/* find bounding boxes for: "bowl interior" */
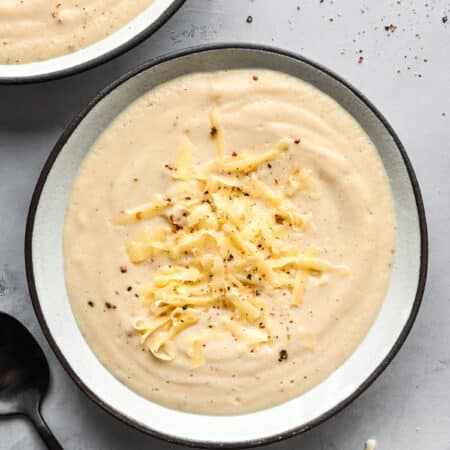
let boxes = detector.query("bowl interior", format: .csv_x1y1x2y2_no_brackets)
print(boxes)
27,47,426,447
0,0,179,83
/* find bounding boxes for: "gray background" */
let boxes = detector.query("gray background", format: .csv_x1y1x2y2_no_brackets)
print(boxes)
0,0,449,448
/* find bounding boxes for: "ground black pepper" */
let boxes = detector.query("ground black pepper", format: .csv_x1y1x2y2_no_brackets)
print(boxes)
384,24,397,32
278,349,288,362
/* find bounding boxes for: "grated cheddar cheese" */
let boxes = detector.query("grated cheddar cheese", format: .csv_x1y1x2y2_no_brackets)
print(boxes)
115,112,349,365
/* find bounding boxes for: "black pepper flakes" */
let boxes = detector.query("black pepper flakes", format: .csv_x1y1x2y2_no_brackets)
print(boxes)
442,16,448,24
384,23,397,32
210,126,218,137
88,301,94,307
246,15,253,23
278,349,288,362
105,302,117,310
120,266,127,273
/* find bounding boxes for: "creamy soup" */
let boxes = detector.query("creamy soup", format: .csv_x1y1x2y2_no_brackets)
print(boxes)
64,69,396,414
0,0,154,64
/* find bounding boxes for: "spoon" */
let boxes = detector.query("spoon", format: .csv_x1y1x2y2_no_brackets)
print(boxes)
0,312,62,449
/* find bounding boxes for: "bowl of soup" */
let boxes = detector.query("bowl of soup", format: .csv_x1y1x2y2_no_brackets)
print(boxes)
0,0,184,83
25,45,427,447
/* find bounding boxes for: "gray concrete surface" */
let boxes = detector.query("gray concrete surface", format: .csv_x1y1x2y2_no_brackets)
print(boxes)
1,0,449,448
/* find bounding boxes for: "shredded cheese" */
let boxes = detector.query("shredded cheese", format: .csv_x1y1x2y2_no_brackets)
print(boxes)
117,111,349,365
173,135,193,180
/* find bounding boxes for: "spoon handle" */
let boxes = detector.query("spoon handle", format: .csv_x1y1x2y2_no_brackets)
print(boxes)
28,405,63,450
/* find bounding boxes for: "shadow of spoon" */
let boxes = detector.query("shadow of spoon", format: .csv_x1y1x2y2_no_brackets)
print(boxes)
0,312,62,449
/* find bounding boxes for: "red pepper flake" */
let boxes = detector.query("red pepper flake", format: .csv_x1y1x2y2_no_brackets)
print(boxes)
88,301,94,307
232,151,238,157
252,75,259,81
210,126,218,137
135,211,143,220
275,214,284,224
164,164,174,170
120,266,127,273
358,56,364,64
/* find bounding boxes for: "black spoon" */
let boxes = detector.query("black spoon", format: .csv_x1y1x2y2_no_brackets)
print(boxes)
0,312,62,449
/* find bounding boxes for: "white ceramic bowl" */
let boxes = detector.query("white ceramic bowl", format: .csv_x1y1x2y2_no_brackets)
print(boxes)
0,0,184,84
25,45,428,448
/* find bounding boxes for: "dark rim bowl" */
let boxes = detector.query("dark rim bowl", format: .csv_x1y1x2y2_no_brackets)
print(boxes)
25,44,428,448
0,0,185,84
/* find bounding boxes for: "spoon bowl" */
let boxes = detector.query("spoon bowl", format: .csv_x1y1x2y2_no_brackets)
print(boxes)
0,312,62,449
